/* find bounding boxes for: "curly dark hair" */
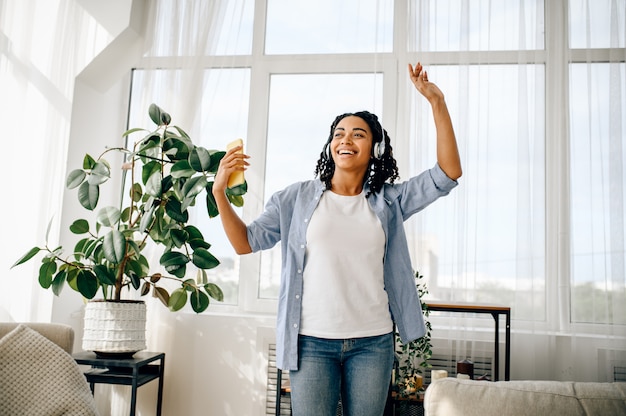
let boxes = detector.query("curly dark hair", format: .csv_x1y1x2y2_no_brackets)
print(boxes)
314,111,399,196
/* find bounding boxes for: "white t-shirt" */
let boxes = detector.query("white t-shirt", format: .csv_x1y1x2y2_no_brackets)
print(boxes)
299,190,393,338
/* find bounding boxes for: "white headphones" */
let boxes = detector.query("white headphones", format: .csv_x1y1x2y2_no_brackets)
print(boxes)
373,139,385,159
325,139,385,159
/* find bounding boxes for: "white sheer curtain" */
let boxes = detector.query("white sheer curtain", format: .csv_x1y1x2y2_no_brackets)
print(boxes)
0,0,112,322
405,0,625,381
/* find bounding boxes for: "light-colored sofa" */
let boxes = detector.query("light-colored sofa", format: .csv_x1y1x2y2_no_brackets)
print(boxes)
0,322,75,353
424,377,626,416
0,322,98,416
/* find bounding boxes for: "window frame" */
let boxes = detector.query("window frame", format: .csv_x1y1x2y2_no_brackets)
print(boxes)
129,0,626,337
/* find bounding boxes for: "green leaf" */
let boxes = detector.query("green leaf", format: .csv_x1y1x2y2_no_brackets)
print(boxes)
64,266,80,291
12,247,41,268
161,175,173,194
142,161,161,186
51,270,67,296
139,203,156,233
171,160,195,179
205,189,219,218
168,288,187,311
189,147,212,172
163,137,190,161
192,248,220,270
73,238,91,259
170,228,189,248
130,183,143,203
160,251,189,269
165,199,189,223
80,238,101,260
77,181,99,211
103,229,126,263
172,125,191,141
145,170,162,197
129,272,141,290
226,181,247,196
97,206,121,227
204,283,224,302
87,161,111,185
182,278,197,291
185,225,211,250
122,127,148,137
209,151,226,172
125,259,145,289
82,154,97,170
182,175,208,199
69,219,90,234
77,269,99,299
93,264,117,286
227,194,244,208
138,134,160,151
168,264,186,278
149,103,169,126
38,261,57,289
66,169,86,189
190,290,210,313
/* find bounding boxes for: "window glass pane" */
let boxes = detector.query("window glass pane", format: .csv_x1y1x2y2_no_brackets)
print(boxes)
409,0,544,51
569,0,626,49
259,73,383,298
409,64,546,321
146,0,253,57
265,0,393,54
570,63,626,324
128,68,251,306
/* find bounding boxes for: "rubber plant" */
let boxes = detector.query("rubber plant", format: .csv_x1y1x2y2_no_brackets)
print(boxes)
12,103,246,313
394,269,433,397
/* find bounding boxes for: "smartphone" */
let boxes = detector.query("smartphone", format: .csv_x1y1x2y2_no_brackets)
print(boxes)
226,138,245,188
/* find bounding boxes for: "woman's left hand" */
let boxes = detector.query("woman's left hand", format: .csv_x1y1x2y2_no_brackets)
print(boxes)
408,62,444,104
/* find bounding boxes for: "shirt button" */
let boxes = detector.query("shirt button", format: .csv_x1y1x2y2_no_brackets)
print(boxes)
295,295,300,299
304,218,308,223
293,324,298,329
300,244,305,249
297,269,302,273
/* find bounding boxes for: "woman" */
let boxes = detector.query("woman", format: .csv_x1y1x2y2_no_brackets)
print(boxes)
212,62,462,416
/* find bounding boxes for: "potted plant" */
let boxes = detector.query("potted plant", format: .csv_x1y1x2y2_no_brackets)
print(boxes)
394,270,433,399
12,103,246,355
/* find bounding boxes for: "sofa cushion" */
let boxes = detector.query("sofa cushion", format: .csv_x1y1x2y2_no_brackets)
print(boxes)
0,324,98,416
424,378,626,416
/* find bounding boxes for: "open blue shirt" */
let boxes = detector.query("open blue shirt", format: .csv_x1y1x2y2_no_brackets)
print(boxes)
246,163,458,370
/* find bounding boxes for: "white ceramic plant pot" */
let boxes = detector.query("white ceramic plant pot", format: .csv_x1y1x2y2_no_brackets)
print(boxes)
82,300,147,358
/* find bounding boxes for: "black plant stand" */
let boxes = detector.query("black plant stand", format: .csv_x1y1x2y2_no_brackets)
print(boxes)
73,351,165,416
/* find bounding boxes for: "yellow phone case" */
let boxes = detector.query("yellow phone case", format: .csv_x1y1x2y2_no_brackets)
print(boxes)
226,138,244,188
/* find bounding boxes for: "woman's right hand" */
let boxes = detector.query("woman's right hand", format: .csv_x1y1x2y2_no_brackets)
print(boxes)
213,144,249,195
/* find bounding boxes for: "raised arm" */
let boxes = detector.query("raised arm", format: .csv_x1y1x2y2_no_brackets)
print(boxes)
408,62,462,180
212,145,253,254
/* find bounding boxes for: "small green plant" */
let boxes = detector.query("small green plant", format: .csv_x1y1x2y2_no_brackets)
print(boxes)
12,103,246,313
395,270,432,397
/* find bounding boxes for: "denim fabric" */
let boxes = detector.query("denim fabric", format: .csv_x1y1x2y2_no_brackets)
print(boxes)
289,333,395,416
247,163,458,370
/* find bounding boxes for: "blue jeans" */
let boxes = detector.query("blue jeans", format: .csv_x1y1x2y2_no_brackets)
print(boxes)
289,333,394,416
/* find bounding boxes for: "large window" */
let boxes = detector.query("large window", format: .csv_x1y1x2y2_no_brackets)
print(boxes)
130,0,626,333
568,0,626,325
